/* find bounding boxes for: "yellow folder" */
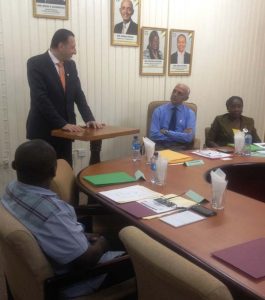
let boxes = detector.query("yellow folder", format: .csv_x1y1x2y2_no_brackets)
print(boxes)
158,149,193,164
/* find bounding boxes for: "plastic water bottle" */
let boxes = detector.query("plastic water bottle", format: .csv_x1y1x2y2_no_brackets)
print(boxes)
244,133,252,156
131,136,141,162
150,151,159,183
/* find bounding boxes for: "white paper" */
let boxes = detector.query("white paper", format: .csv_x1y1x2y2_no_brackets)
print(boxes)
192,150,232,159
99,185,162,203
160,211,205,228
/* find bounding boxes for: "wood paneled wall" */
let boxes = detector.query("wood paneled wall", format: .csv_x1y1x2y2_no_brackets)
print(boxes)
1,0,265,192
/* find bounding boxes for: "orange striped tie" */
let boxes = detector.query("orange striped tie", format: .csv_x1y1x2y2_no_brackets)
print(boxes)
56,62,65,91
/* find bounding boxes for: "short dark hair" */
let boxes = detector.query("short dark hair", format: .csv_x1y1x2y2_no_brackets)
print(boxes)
226,96,243,109
177,34,186,42
50,29,74,49
12,139,57,185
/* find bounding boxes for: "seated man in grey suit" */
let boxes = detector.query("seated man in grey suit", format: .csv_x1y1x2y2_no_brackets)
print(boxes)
114,0,138,35
170,34,190,64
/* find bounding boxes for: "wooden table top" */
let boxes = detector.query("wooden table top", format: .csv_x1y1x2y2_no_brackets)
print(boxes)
51,125,140,141
77,152,265,299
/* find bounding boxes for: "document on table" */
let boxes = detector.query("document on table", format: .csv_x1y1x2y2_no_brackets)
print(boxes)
139,198,177,213
168,196,197,208
192,150,232,159
99,185,162,204
160,211,205,228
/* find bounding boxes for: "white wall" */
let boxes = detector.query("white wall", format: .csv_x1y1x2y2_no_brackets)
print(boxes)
1,0,265,193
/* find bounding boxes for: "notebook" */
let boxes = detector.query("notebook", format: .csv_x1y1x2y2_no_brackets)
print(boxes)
158,149,193,164
212,238,265,279
83,172,136,186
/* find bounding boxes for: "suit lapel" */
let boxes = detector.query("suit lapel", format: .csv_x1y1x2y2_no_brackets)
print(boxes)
43,51,65,94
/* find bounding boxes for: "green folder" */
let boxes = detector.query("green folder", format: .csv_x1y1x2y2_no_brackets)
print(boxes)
83,172,137,186
227,144,264,152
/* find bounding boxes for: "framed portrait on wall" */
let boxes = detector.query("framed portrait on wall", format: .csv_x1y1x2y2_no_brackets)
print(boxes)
32,0,69,19
140,27,168,76
111,0,141,46
168,29,194,76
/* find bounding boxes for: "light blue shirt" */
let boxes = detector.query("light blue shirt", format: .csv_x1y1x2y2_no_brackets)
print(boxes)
1,180,124,298
2,180,89,265
150,102,196,143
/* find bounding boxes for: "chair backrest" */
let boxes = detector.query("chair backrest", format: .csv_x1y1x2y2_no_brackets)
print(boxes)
119,226,233,300
205,126,211,147
0,203,54,300
50,159,78,206
146,100,197,138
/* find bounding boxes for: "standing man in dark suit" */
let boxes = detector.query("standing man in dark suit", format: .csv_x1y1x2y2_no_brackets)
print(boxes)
170,34,190,64
114,0,138,35
27,29,104,166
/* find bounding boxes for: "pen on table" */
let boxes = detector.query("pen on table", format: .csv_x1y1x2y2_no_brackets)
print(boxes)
158,193,185,201
142,208,187,220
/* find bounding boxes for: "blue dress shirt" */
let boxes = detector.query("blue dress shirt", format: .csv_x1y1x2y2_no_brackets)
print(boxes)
150,103,196,143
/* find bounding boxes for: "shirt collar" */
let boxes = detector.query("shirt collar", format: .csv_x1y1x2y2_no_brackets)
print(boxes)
168,103,183,110
15,180,56,196
123,21,131,29
48,49,60,65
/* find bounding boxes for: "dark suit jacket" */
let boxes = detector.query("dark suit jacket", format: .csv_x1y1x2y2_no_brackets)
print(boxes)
114,20,138,35
26,51,94,140
206,114,261,147
170,51,190,64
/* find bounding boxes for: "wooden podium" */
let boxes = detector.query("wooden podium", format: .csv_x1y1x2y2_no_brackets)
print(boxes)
51,125,140,164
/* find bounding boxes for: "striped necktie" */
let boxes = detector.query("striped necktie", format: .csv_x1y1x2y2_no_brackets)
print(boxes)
56,62,65,91
168,106,177,131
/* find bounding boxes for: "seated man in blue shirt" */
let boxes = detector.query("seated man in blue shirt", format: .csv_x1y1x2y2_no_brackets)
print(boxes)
150,83,196,151
1,139,131,298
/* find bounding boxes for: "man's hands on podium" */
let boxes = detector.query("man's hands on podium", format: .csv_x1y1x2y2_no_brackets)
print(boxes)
86,121,106,129
62,121,106,132
62,123,84,132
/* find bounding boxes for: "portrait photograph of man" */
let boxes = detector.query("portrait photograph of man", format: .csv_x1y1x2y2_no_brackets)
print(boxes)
168,29,194,76
111,0,140,46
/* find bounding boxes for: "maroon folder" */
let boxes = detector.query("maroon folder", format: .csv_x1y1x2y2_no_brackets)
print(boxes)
118,201,156,218
212,238,265,279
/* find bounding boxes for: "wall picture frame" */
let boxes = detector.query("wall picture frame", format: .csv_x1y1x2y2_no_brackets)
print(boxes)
168,29,194,76
33,0,69,20
111,0,141,47
140,27,168,76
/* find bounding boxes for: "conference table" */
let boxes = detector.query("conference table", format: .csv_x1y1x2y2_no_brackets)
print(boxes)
52,125,139,163
77,151,265,300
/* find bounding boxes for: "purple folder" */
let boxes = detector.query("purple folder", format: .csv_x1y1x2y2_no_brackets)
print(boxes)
212,238,265,279
118,202,156,218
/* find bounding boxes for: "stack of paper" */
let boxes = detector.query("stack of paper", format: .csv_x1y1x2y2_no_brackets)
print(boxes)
192,150,232,159
160,211,206,228
99,185,162,203
158,149,193,164
169,196,197,208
